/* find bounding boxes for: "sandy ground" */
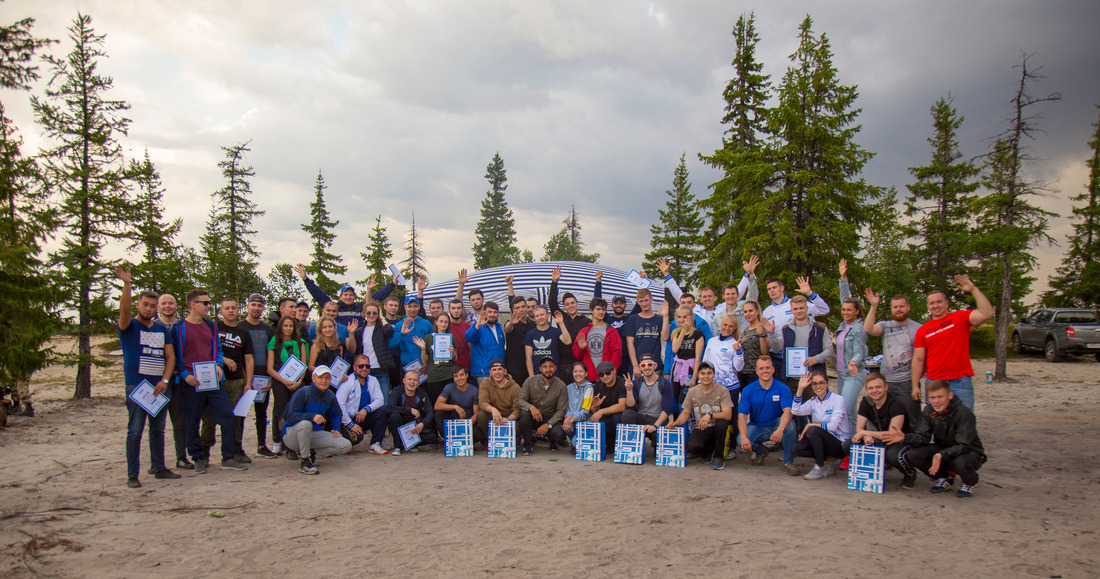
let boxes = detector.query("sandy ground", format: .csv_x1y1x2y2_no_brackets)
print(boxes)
2,337,1099,578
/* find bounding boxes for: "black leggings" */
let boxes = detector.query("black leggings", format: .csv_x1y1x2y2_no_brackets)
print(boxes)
791,425,845,467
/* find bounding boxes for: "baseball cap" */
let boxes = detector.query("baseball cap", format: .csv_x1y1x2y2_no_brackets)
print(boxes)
404,295,420,304
612,295,627,304
538,356,556,367
489,359,506,369
247,293,265,305
596,361,615,373
297,300,309,307
639,353,658,364
339,284,356,295
312,365,332,377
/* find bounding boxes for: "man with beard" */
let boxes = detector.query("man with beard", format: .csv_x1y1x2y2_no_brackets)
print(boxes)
863,289,924,425
503,289,534,384
516,357,569,455
465,302,506,385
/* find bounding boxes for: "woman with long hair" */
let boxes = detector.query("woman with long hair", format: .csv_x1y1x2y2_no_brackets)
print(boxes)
266,315,309,458
309,316,346,375
662,302,703,404
737,300,775,388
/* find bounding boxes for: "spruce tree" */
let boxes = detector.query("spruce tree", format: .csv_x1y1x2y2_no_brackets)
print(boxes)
359,214,393,285
0,13,56,91
698,12,772,289
201,140,265,302
645,154,704,287
265,262,304,304
402,211,427,281
1045,105,1100,310
32,14,142,398
472,152,520,269
300,170,345,296
904,97,980,303
127,149,188,299
542,205,599,262
972,55,1060,378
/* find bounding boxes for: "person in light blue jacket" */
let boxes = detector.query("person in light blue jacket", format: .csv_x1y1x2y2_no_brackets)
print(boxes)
837,260,869,436
464,301,506,383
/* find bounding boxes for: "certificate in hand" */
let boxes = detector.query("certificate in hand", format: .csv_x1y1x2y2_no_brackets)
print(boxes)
785,347,808,377
403,360,427,384
193,361,220,391
329,357,350,385
129,380,169,417
625,268,649,289
278,355,307,384
233,389,258,417
433,333,452,361
251,375,270,403
397,420,421,450
387,263,406,285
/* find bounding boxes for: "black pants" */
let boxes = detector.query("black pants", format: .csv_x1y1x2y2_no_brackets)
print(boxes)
253,394,269,447
518,410,566,446
791,425,846,467
167,381,187,462
388,414,432,450
271,381,292,445
685,419,730,460
435,409,485,444
344,406,388,445
904,445,984,485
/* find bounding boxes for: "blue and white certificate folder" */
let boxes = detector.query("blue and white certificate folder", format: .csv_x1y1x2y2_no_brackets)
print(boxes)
655,426,686,467
128,380,169,417
575,421,605,462
848,444,885,493
444,419,474,457
614,423,647,464
487,420,516,458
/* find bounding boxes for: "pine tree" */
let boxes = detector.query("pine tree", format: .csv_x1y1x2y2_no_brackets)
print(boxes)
472,152,520,269
402,211,427,281
904,97,981,304
300,170,345,296
698,12,772,289
644,154,704,287
542,205,599,262
1045,105,1100,310
31,14,142,399
127,149,187,299
972,54,1060,378
201,140,265,302
0,13,56,91
359,215,393,285
265,262,304,305
862,188,921,315
755,15,880,305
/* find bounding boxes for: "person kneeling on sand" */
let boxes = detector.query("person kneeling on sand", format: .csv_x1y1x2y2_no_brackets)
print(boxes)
476,360,521,444
516,357,569,456
900,380,987,498
790,371,849,480
282,365,352,475
736,356,799,476
336,355,389,455
847,372,917,489
388,369,434,455
669,363,733,470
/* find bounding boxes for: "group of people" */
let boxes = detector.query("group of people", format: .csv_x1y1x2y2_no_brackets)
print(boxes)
117,256,990,498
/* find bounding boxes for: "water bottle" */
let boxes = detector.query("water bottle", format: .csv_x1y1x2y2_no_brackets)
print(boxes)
986,371,993,384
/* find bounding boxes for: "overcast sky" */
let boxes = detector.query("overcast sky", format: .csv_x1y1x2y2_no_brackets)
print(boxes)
5,0,1099,302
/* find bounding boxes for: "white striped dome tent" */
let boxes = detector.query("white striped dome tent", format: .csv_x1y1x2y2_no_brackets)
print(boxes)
416,261,666,315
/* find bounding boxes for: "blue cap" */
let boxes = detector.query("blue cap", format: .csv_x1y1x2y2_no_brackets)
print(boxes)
339,284,355,295
404,295,419,305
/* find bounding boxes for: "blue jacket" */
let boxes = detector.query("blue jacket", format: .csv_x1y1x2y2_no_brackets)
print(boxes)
465,321,505,377
172,318,223,382
388,316,434,367
304,277,395,327
282,383,343,435
837,278,869,370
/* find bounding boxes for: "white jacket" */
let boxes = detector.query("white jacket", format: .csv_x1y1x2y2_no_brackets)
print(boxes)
335,374,385,428
791,390,849,442
702,335,746,390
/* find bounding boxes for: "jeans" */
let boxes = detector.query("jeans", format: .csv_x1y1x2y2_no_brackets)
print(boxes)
284,420,351,457
372,369,391,405
518,410,566,446
739,418,797,463
791,425,846,467
125,384,168,477
946,376,974,411
837,373,864,436
181,384,236,461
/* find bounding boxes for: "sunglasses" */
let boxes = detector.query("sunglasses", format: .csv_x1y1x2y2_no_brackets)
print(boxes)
639,362,657,368
365,311,378,316
355,364,370,369
194,300,211,306
598,370,614,377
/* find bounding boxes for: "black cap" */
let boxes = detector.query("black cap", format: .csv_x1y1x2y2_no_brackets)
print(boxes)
538,356,556,367
247,293,265,305
612,295,627,303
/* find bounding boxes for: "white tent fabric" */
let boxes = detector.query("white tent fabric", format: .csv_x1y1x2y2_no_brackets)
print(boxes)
417,261,666,314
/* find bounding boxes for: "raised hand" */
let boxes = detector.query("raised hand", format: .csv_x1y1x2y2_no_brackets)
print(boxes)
659,300,669,318
838,258,848,280
955,274,976,293
294,263,308,280
864,287,880,307
504,275,514,287
762,317,775,333
412,335,425,348
796,275,813,296
657,257,670,277
116,265,131,283
418,273,428,290
458,268,469,285
348,319,359,333
552,310,565,326
363,274,378,292
594,269,603,283
743,255,760,275
551,266,562,282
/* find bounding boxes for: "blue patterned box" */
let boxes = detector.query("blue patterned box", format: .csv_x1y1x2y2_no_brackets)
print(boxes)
614,423,647,464
847,444,885,493
655,426,686,467
574,421,605,461
487,420,516,459
444,419,474,457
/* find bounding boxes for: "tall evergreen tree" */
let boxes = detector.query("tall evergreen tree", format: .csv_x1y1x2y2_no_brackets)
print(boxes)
201,140,265,302
1045,105,1100,310
472,152,520,269
645,154,704,288
0,11,56,91
402,211,427,281
265,262,304,304
972,54,1060,378
699,12,772,289
755,15,879,304
904,97,981,303
300,170,344,296
31,14,141,399
127,149,188,299
862,188,921,316
359,214,393,285
542,205,599,262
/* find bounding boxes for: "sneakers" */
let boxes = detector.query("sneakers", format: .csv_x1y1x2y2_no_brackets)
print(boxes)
285,449,299,461
176,458,195,470
194,459,208,474
220,457,248,471
711,457,725,470
521,444,533,456
256,446,277,458
548,440,559,452
19,402,34,417
299,458,319,475
930,477,955,494
407,446,419,453
824,458,842,476
271,442,284,454
804,465,827,480
751,445,770,466
154,469,181,480
724,448,737,461
956,483,975,498
368,443,388,455
391,447,402,456
233,451,252,464
127,476,141,488
783,462,801,476
900,473,917,490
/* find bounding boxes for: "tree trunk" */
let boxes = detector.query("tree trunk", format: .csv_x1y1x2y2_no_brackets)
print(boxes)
74,330,92,399
994,252,1012,379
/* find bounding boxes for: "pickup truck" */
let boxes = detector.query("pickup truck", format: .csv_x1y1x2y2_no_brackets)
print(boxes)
1013,308,1100,362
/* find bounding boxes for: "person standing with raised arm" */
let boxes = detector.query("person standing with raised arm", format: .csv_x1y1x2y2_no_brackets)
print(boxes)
454,268,485,325
836,259,869,436
548,265,592,381
711,255,762,334
863,286,923,425
504,276,534,383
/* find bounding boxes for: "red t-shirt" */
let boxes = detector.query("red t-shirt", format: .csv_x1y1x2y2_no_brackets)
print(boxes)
182,319,215,375
913,310,974,380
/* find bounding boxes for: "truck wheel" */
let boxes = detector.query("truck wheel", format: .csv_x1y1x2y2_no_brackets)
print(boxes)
1044,339,1061,362
1012,333,1025,354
